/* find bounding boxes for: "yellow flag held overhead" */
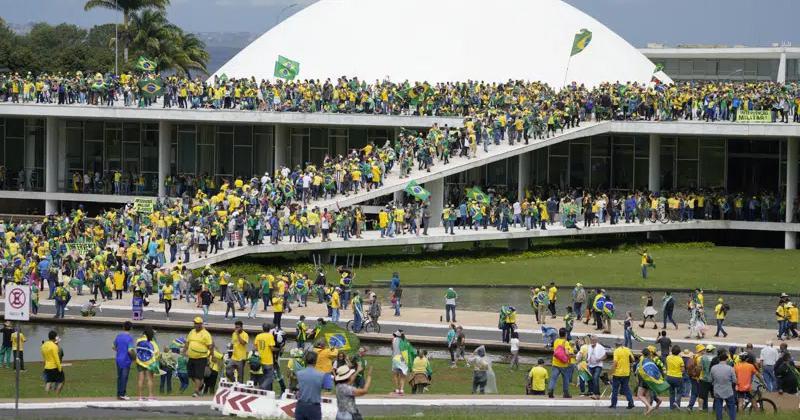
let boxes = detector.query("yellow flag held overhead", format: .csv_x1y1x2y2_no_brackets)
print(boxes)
570,28,592,56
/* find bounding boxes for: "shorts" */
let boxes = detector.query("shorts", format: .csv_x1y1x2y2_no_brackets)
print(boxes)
736,390,751,400
699,381,713,400
44,368,65,384
198,244,208,252
188,357,208,380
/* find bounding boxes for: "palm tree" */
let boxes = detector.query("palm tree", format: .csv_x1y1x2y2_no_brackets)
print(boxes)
127,9,208,76
84,0,170,62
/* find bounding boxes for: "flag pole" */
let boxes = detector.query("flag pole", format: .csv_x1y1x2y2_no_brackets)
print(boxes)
562,55,572,89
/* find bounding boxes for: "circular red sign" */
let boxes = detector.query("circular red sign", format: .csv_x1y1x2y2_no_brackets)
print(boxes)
9,288,26,309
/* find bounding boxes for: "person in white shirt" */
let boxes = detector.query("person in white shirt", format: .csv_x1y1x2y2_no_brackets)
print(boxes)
759,341,779,391
512,201,522,227
585,335,606,399
509,332,520,370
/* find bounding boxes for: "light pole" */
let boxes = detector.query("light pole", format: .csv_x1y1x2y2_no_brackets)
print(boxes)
114,0,119,75
275,3,298,26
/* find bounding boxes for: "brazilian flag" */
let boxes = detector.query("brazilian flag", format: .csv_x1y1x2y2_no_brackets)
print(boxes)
570,28,592,56
638,358,670,393
323,174,335,190
467,187,489,205
281,182,295,199
603,300,615,319
136,56,158,72
315,322,360,355
138,78,164,99
593,295,606,312
406,84,430,106
274,55,300,80
398,338,416,371
404,180,430,201
135,337,163,374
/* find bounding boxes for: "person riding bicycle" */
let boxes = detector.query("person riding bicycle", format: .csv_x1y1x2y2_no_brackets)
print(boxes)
352,291,365,332
735,352,764,411
368,293,381,324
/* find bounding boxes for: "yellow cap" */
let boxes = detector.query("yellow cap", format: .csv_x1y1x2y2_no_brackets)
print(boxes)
695,344,705,352
193,317,203,324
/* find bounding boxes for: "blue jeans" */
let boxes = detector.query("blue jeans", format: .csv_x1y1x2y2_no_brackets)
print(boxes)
573,302,583,320
762,365,776,391
641,265,648,279
116,365,130,397
445,304,456,322
353,311,362,331
394,300,401,316
547,365,573,396
610,376,634,408
667,376,683,408
331,308,340,322
589,366,602,395
714,395,737,420
177,372,189,391
160,367,174,393
260,365,275,391
687,379,700,409
623,328,633,349
715,319,727,336
777,320,787,338
55,300,66,318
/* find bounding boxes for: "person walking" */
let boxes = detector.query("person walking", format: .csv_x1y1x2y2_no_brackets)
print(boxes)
714,298,729,338
162,281,174,320
758,341,779,392
585,335,606,399
224,285,237,320
609,341,635,409
709,351,737,420
571,283,586,321
547,327,574,398
230,321,249,382
665,345,686,410
0,321,12,368
445,288,458,322
112,321,135,400
334,364,372,420
41,330,64,395
253,323,276,390
640,291,658,329
662,291,678,330
295,351,334,420
184,317,214,398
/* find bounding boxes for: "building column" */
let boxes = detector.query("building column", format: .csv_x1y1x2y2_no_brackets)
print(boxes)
426,178,444,227
393,190,404,206
518,152,531,202
45,117,59,214
648,134,661,193
274,125,288,170
786,137,798,249
778,52,787,84
158,121,171,198
291,129,304,167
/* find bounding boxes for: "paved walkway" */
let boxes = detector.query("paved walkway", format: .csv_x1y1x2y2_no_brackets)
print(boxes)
15,292,799,353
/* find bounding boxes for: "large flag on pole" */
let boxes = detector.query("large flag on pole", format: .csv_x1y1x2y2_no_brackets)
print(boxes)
570,29,592,56
136,56,158,72
274,55,300,80
314,322,360,355
404,180,430,201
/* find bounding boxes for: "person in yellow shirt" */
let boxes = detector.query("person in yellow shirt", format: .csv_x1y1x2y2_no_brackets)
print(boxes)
609,341,635,408
184,318,214,397
787,302,799,339
272,295,284,329
664,345,685,408
548,328,574,398
41,330,64,394
10,327,26,371
253,323,276,390
547,282,558,318
229,320,249,382
330,287,342,322
313,341,338,374
714,298,729,338
527,358,550,395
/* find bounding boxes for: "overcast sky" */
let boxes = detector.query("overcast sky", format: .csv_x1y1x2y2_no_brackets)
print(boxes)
1,0,797,47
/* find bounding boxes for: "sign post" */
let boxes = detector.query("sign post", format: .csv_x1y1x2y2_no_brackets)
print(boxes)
5,283,30,415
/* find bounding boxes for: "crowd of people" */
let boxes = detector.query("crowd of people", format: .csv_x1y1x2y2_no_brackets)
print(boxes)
3,72,800,124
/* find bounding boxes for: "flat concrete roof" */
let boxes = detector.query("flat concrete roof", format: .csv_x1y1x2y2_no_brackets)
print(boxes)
640,47,800,59
179,219,800,269
0,102,463,128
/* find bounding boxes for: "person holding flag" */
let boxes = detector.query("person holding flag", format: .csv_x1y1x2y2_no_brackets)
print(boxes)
636,347,667,415
135,326,161,401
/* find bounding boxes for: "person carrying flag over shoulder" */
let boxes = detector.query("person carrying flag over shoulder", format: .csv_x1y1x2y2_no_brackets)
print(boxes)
639,248,655,279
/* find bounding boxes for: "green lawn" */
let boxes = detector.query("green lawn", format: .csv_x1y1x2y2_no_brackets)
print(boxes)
216,243,800,293
0,356,538,399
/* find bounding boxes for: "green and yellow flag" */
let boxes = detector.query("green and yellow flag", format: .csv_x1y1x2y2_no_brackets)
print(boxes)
404,180,430,201
467,186,489,205
136,56,158,72
138,78,164,98
315,322,360,355
274,55,300,80
570,28,592,56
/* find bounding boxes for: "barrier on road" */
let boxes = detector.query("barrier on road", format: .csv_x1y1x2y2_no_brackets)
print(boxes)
216,381,337,419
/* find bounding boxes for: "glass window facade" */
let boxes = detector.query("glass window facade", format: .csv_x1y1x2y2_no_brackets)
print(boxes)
0,118,46,191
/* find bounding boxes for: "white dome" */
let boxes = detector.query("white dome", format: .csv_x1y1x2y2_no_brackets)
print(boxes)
212,0,669,88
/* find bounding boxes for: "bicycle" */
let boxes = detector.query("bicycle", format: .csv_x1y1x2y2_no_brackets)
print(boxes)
649,204,671,224
740,378,777,414
346,315,381,334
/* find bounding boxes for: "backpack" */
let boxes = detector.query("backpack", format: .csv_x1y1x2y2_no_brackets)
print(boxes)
646,255,654,264
368,302,381,319
554,343,569,364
